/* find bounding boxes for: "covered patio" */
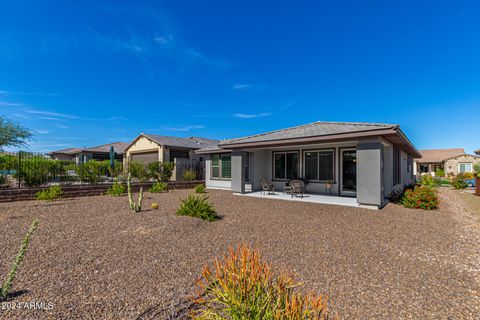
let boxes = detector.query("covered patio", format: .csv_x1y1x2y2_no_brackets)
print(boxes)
236,190,359,208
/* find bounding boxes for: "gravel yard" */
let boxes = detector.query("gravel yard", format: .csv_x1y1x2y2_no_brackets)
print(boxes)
0,188,479,319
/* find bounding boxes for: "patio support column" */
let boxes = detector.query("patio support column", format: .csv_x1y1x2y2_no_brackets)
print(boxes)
357,139,385,209
231,151,246,193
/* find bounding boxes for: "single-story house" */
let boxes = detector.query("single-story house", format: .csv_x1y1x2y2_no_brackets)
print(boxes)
196,121,421,209
49,142,128,164
124,134,218,180
415,148,480,176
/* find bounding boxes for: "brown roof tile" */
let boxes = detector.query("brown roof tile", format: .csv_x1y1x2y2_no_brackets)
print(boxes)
417,148,465,163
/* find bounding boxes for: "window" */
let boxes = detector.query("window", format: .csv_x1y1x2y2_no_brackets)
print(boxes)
304,150,334,181
459,163,472,173
244,153,250,181
211,154,231,179
273,151,299,180
393,147,401,185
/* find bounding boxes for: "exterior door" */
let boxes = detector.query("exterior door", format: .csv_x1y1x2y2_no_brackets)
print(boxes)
340,149,357,196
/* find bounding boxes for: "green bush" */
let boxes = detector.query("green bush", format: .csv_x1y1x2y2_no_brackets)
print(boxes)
435,168,445,177
182,169,196,181
106,180,125,196
195,184,206,194
0,154,17,170
192,243,335,320
474,164,480,177
451,175,468,189
73,160,110,184
400,186,438,210
1,220,39,299
420,174,440,187
439,178,451,185
177,195,218,221
128,161,148,182
160,162,175,182
36,185,63,201
150,181,168,193
0,175,6,186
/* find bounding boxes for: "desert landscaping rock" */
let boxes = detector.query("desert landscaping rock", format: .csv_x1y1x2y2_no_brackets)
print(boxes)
0,188,478,319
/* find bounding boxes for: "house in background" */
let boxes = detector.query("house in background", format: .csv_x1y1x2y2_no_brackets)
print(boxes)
49,142,128,164
196,121,420,210
414,148,480,176
124,134,218,180
475,149,480,155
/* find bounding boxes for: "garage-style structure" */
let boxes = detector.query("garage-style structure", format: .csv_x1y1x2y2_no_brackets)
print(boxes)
124,134,218,180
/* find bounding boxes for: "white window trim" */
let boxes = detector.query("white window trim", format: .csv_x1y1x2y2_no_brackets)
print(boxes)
302,149,335,182
458,163,473,173
211,154,232,180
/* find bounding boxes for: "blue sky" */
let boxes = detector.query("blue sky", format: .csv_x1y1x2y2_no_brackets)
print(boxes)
1,1,479,153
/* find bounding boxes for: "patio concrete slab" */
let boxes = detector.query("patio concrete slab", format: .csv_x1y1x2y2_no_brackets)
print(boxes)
236,191,359,207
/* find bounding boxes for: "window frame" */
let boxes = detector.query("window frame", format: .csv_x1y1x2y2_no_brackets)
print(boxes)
272,150,300,181
393,147,402,185
458,163,473,173
302,149,335,182
210,153,232,180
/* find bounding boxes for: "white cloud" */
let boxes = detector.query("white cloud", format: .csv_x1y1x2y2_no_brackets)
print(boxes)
35,129,49,134
0,90,59,96
12,113,30,119
40,116,61,121
25,109,78,119
232,84,252,90
55,124,69,129
0,101,23,106
161,125,205,131
233,112,272,119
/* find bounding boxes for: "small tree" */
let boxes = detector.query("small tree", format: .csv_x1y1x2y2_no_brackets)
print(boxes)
0,116,32,150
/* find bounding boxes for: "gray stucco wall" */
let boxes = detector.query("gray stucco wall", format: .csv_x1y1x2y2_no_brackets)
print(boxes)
357,139,384,207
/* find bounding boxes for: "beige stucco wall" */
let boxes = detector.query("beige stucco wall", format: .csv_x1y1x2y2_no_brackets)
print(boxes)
125,136,164,163
444,155,480,176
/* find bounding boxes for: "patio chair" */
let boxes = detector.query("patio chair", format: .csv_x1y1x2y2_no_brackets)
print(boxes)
289,180,306,198
260,179,275,195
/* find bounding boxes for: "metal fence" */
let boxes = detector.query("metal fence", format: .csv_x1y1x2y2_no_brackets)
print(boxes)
0,151,204,189
0,151,121,188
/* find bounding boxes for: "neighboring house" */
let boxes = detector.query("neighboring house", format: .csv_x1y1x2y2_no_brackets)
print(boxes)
475,149,480,155
415,148,480,176
49,142,128,164
124,134,218,180
196,121,421,209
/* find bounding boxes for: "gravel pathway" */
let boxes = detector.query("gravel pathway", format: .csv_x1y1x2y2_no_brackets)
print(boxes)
0,188,478,319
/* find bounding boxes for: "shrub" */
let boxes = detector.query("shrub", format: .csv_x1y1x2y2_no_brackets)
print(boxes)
106,180,125,196
420,174,440,187
458,172,475,180
150,181,168,193
0,175,6,186
182,169,196,181
195,184,206,194
435,168,445,177
177,195,218,221
451,175,468,189
128,161,148,182
400,186,438,210
192,243,336,320
36,185,63,201
74,160,110,184
474,164,480,177
439,178,451,185
1,220,39,299
159,162,175,182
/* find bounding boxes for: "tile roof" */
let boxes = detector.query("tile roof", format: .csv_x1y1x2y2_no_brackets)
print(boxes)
417,148,465,163
219,121,398,146
84,142,129,154
49,147,84,155
143,135,219,149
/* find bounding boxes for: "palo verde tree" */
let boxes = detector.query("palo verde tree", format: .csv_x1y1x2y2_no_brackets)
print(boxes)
0,116,32,150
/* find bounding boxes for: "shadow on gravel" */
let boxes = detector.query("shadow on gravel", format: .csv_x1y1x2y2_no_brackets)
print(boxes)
0,290,29,302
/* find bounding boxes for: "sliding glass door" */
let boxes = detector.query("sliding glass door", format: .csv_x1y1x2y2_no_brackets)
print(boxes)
340,149,357,196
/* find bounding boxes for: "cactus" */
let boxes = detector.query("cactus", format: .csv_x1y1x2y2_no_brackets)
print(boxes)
127,172,143,212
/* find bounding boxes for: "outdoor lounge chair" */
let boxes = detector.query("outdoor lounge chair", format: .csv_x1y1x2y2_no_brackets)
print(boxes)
289,180,306,198
260,179,275,195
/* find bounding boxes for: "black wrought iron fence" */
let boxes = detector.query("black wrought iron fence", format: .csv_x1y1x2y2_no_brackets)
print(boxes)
0,151,123,188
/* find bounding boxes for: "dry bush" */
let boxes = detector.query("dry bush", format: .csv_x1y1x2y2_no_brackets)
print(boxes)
191,243,337,320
